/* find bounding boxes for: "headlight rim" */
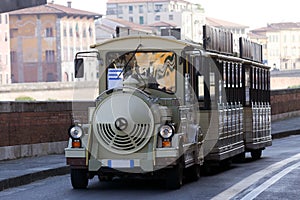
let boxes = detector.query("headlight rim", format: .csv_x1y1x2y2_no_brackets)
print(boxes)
69,125,83,139
159,124,174,139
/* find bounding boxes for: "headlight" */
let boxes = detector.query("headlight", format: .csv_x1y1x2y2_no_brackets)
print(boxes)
69,126,83,139
159,124,174,139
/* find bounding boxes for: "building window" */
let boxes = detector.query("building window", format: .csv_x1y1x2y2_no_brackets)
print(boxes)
107,4,117,15
69,27,73,37
5,14,8,24
63,27,67,37
169,14,173,20
45,50,55,62
10,51,17,63
155,15,160,21
139,16,144,24
83,28,87,38
75,23,80,37
129,17,133,22
154,4,163,12
139,5,143,13
46,27,53,37
0,15,2,24
129,5,133,14
89,26,93,37
118,6,123,14
4,32,7,42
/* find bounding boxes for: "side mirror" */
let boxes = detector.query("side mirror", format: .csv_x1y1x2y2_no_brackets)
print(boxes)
74,58,84,78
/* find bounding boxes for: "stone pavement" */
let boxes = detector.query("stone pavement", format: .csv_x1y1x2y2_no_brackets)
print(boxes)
0,116,299,191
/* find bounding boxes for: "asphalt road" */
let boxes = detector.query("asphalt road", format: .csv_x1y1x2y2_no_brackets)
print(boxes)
1,135,300,200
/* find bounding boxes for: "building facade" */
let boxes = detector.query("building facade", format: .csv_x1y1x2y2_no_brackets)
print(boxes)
95,17,154,43
106,0,205,42
0,13,11,85
9,3,100,83
250,23,300,70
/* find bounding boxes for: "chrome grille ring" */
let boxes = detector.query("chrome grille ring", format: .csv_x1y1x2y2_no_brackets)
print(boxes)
92,92,154,154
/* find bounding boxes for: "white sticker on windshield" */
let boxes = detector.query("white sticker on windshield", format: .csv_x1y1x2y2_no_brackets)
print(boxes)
108,68,123,89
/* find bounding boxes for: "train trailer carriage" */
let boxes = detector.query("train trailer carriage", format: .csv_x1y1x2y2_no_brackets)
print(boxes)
65,25,272,189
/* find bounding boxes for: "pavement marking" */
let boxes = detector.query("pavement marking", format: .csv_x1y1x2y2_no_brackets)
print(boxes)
211,153,300,200
240,161,300,200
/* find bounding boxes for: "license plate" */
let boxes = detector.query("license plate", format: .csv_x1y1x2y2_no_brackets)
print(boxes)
107,160,134,168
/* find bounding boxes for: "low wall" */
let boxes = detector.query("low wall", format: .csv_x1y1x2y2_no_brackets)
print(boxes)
271,88,300,121
1,88,300,160
0,101,94,160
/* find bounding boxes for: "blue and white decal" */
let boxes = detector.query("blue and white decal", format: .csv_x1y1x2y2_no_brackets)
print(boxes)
108,68,123,89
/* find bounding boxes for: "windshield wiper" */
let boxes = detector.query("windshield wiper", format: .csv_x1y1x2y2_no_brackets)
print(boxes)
117,44,142,79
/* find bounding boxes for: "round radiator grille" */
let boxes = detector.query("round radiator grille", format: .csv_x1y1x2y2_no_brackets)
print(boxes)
97,123,151,151
92,92,154,154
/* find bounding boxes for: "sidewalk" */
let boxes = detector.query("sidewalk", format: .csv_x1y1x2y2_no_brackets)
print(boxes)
271,116,300,138
0,154,68,191
0,116,300,191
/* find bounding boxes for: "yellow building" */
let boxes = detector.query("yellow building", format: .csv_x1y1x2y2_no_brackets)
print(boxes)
9,2,101,83
250,23,300,70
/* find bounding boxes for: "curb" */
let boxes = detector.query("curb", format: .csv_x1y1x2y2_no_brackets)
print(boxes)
0,166,70,192
272,129,300,139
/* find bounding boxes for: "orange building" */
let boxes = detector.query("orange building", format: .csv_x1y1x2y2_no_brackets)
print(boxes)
9,3,101,83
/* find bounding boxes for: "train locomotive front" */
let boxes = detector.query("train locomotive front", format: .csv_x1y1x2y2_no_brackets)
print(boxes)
65,31,272,190
91,87,179,173
65,36,203,189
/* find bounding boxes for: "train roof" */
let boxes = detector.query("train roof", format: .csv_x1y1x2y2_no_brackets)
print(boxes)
90,35,203,52
90,35,270,69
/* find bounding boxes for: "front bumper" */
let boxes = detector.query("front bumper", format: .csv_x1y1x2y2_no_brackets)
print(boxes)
65,146,87,168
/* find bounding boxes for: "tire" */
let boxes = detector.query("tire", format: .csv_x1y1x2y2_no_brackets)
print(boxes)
71,169,88,189
251,149,262,160
165,161,184,190
185,164,201,182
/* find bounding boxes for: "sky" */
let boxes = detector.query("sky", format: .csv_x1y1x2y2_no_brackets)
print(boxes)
52,0,300,29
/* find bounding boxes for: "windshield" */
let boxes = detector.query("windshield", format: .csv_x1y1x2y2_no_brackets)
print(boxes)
106,51,176,93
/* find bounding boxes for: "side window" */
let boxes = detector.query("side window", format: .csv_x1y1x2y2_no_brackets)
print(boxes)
209,71,215,101
198,75,204,101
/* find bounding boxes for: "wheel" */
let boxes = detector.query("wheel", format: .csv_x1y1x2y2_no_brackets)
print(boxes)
165,161,184,189
185,164,201,182
251,149,262,160
71,168,88,189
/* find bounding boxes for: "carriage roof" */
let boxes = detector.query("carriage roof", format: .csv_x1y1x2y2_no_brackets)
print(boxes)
90,35,202,52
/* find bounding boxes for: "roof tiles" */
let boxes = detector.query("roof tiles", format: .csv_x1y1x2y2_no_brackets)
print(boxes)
9,3,101,18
